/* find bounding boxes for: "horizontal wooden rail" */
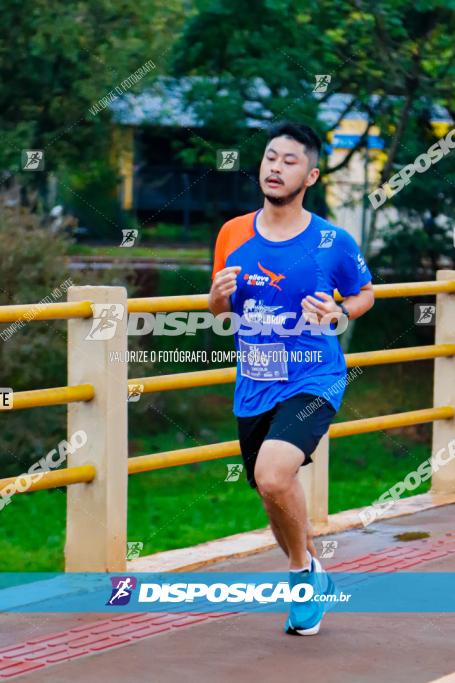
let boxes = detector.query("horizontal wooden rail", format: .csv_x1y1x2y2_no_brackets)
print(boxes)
368,280,455,299
1,406,452,490
0,301,93,324
127,405,454,474
128,440,241,474
131,367,236,393
0,281,454,323
128,294,209,313
127,280,455,312
0,385,94,411
131,344,455,394
3,345,454,411
329,406,455,438
0,464,96,493
345,344,455,367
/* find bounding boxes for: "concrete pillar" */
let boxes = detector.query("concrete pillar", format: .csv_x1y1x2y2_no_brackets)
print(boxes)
65,286,128,571
298,433,329,524
431,270,455,493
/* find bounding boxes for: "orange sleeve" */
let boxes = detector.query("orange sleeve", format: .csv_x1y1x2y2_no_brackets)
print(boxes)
211,224,229,281
211,213,256,281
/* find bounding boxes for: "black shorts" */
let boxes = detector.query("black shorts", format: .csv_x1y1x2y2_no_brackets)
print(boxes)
236,392,337,489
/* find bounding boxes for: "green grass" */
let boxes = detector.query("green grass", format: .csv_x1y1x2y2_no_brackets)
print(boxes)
0,487,66,571
0,363,434,571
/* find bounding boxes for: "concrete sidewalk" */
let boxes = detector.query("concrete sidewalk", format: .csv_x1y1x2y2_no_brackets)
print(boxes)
2,505,455,683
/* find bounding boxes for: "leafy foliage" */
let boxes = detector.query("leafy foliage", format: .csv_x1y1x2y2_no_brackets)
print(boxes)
172,0,455,268
0,205,136,473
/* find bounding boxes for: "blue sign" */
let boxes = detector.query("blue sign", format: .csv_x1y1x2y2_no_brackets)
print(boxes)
0,572,454,613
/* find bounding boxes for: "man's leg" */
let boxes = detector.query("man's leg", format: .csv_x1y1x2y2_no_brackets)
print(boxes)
255,487,317,558
307,521,317,557
259,491,289,556
254,439,310,569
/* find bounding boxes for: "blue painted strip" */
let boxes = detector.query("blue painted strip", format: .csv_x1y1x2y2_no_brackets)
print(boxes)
1,572,454,613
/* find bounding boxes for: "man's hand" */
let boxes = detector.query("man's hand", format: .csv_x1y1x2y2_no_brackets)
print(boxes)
208,266,241,315
301,291,340,323
302,284,375,323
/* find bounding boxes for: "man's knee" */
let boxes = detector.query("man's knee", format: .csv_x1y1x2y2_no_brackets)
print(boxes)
255,469,291,499
254,440,299,499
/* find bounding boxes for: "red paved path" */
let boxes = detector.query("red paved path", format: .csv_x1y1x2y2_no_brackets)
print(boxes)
1,505,454,683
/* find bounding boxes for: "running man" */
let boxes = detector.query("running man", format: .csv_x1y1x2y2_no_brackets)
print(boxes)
108,577,133,604
209,121,374,635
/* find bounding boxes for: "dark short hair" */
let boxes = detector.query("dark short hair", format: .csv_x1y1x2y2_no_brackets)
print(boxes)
266,121,322,164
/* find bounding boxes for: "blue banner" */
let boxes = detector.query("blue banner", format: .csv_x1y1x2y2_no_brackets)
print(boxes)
0,572,454,613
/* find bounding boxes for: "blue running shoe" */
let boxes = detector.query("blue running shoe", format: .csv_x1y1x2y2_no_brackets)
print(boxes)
284,556,337,636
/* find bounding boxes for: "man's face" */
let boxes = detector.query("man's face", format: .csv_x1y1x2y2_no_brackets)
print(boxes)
259,135,319,205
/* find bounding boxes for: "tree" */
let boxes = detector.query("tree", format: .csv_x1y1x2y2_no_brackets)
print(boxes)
0,0,185,235
171,0,455,265
0,200,137,474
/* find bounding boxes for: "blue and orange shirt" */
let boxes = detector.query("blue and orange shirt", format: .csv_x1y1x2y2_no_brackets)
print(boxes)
211,209,372,417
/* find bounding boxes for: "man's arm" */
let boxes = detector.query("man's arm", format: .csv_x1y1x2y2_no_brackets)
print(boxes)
208,266,241,316
338,282,375,320
302,282,375,321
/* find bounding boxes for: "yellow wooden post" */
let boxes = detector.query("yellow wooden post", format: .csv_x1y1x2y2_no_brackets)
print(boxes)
65,286,128,571
298,433,329,525
431,270,455,493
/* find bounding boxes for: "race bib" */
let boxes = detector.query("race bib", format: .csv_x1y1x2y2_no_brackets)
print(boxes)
239,339,288,381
